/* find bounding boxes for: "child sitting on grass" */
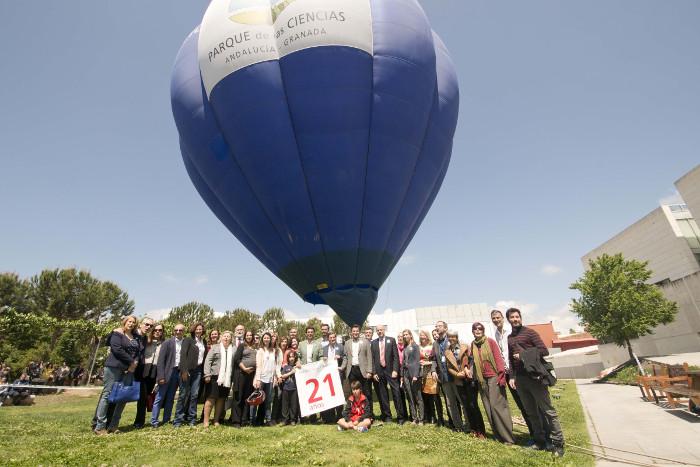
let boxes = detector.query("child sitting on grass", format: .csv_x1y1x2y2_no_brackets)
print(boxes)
337,380,371,432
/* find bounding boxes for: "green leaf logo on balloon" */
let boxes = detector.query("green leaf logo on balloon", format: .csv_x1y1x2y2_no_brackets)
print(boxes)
227,0,297,25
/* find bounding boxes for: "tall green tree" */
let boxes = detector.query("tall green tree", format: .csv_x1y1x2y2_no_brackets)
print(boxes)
165,301,215,328
0,273,31,313
29,268,133,322
570,253,678,362
216,308,260,333
260,307,285,334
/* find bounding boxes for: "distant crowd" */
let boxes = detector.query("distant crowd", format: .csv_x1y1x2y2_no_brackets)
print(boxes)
89,308,565,456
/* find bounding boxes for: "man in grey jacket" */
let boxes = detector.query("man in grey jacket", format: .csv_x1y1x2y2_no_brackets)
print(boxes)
344,324,374,419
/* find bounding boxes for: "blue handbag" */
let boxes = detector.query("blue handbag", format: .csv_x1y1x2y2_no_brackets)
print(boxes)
108,380,141,403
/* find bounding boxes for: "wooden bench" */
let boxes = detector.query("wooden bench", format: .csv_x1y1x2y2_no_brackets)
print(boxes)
637,362,700,412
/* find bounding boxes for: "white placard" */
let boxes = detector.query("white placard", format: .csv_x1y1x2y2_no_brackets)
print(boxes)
198,0,373,96
294,359,345,417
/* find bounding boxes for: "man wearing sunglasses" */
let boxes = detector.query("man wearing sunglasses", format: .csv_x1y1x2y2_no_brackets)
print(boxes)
151,323,187,428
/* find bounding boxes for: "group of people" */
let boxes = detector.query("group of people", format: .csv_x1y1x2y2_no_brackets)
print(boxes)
1,360,86,387
90,309,565,456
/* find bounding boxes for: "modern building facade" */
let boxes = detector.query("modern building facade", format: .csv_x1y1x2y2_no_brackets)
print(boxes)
582,164,700,367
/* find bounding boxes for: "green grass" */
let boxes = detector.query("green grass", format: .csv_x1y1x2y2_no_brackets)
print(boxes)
0,381,593,466
603,364,640,385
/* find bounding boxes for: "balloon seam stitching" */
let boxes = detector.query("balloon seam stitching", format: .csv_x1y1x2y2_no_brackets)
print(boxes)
276,59,336,292
203,86,317,295
352,39,376,289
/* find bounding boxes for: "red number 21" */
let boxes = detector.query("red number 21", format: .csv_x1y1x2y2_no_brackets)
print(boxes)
306,373,336,403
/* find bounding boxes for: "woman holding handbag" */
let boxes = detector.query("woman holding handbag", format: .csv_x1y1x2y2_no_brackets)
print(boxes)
418,330,444,426
133,323,164,428
94,315,142,435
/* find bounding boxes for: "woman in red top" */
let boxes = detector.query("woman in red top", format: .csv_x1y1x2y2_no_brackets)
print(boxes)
470,322,514,444
337,380,371,432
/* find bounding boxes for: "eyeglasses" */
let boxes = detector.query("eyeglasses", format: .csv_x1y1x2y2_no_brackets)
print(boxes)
143,323,153,327
174,329,185,333
474,327,484,331
154,329,164,332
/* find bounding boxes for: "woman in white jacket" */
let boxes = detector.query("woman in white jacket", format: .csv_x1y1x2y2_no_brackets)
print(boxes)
253,331,281,426
202,331,234,427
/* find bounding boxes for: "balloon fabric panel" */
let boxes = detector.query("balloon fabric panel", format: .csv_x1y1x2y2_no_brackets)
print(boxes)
170,0,459,325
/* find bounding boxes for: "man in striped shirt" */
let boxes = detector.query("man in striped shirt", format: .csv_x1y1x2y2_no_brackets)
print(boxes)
506,308,565,457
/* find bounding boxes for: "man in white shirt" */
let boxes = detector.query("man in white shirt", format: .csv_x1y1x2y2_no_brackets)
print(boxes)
152,324,186,427
321,332,346,422
491,309,533,439
320,323,330,350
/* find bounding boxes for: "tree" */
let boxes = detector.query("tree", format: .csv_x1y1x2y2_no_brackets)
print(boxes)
260,307,285,334
570,253,678,364
29,268,134,322
0,273,31,313
213,308,260,333
165,301,216,329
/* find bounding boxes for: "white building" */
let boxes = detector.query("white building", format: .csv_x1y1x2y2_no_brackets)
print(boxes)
582,164,700,367
368,303,502,344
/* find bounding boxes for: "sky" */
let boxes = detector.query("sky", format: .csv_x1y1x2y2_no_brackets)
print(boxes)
1,1,698,332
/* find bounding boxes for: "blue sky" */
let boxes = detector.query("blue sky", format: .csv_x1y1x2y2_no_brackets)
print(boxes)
1,1,698,331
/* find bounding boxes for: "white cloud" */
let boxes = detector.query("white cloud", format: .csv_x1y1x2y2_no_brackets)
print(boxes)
541,303,582,334
540,264,562,276
194,275,209,285
493,300,539,317
140,307,172,321
160,273,209,286
398,255,416,266
659,190,684,206
160,273,179,283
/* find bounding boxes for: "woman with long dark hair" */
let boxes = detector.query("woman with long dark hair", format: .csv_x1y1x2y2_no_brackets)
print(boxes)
232,330,256,427
253,332,281,426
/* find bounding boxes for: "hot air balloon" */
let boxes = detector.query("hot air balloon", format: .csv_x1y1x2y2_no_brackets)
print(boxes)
171,0,459,325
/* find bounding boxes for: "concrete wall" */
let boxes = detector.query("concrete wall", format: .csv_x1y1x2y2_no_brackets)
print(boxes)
582,207,700,284
676,165,700,220
549,346,604,379
598,270,700,368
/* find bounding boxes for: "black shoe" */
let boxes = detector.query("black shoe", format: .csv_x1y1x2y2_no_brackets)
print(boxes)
552,446,564,457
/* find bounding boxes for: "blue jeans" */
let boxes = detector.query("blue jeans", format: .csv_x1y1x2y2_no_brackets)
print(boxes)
95,366,133,431
174,368,202,426
151,370,180,427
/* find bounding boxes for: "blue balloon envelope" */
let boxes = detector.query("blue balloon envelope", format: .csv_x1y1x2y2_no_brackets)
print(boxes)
171,0,459,325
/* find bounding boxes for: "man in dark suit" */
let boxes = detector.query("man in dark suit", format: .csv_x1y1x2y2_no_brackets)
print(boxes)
174,323,207,427
151,323,186,427
371,325,406,424
344,324,373,418
321,332,347,422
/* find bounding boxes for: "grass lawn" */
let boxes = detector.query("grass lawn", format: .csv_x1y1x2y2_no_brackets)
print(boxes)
0,380,592,466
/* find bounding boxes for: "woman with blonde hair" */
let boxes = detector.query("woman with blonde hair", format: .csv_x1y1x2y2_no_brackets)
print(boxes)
202,330,235,427
418,330,444,426
93,315,142,434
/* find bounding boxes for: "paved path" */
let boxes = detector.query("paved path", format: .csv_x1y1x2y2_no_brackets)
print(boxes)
576,379,700,466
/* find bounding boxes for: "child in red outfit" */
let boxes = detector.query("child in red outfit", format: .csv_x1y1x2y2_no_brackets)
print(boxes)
337,380,371,432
